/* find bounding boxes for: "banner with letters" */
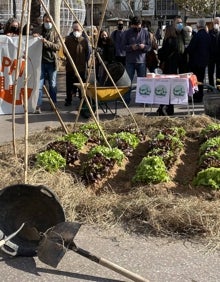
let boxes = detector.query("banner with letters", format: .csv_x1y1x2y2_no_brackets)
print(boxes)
0,36,42,114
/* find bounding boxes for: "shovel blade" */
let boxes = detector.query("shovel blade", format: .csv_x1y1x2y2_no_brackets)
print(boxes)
37,221,81,268
48,221,81,243
37,235,66,268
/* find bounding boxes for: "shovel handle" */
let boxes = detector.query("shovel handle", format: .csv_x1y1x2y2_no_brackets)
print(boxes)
70,244,149,282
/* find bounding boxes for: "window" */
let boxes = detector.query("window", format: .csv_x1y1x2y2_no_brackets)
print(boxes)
142,0,149,10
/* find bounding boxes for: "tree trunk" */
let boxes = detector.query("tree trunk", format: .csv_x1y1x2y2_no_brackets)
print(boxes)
50,0,61,33
30,0,41,27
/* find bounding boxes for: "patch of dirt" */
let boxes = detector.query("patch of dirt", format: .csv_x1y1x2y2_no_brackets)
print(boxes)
1,114,220,242
81,115,214,196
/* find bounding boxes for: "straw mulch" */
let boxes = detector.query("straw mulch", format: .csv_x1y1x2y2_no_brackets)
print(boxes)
1,114,220,248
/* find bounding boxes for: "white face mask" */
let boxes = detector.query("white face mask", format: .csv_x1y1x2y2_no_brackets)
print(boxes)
73,31,82,38
44,22,52,30
214,23,219,30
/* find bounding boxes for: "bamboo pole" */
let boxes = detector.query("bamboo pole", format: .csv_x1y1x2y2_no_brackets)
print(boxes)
63,0,139,130
12,0,27,156
90,0,99,122
96,52,139,129
62,0,99,124
23,0,32,183
39,0,111,149
43,85,69,134
62,0,110,125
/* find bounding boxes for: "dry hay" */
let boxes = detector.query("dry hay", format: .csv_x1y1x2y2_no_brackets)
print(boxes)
1,114,220,247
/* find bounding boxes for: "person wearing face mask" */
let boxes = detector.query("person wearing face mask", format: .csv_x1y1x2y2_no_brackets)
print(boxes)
173,16,188,73
96,30,115,85
22,24,34,35
32,13,61,113
186,19,211,102
110,20,126,65
208,17,220,88
122,16,151,105
156,16,187,116
4,18,20,36
64,21,90,106
184,25,193,47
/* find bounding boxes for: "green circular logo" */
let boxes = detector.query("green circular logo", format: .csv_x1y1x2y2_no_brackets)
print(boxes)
155,85,167,96
173,85,185,96
139,84,151,95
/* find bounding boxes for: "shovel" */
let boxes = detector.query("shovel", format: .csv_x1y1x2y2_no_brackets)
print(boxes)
37,222,149,282
0,223,26,248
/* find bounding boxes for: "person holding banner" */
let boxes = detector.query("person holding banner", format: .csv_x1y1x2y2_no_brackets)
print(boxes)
4,18,20,36
33,13,61,113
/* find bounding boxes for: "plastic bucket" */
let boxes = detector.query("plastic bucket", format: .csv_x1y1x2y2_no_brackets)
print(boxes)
104,62,130,87
0,184,65,256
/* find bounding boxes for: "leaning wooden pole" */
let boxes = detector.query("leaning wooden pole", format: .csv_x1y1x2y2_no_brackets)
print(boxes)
43,85,69,134
12,0,27,156
63,0,139,129
23,0,32,183
39,0,111,149
90,0,99,121
62,0,108,123
96,52,139,129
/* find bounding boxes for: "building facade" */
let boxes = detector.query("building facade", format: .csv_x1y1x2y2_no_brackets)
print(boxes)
85,0,180,30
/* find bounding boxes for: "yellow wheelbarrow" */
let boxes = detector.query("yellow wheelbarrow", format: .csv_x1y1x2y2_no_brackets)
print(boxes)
86,84,130,115
75,83,131,117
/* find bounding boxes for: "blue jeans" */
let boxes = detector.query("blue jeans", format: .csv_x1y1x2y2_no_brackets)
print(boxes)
124,63,147,104
37,62,57,107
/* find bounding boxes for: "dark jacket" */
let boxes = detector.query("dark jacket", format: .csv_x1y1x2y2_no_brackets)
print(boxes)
122,27,151,63
39,25,61,70
64,32,90,73
187,28,211,68
97,37,115,64
209,28,220,62
158,36,178,74
111,29,126,57
158,29,186,74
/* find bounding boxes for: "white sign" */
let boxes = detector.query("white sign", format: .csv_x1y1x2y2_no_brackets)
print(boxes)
135,76,196,105
154,78,171,105
135,77,155,104
0,36,42,114
170,78,189,105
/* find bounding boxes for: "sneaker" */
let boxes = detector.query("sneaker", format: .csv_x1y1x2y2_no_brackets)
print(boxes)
33,106,41,114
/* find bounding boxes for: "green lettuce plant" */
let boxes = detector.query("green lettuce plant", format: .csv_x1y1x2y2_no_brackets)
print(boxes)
193,167,220,189
36,149,66,172
132,156,170,184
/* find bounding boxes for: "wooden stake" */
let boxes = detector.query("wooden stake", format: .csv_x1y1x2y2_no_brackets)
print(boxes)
63,0,139,130
43,85,69,134
23,0,32,183
12,0,28,157
39,0,111,149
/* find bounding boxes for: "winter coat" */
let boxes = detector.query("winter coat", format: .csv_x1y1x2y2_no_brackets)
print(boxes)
122,27,151,63
64,32,90,74
209,28,220,62
38,25,61,70
158,36,178,74
187,28,211,68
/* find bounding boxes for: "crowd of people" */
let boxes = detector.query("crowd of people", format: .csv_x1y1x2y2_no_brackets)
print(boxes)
0,14,219,116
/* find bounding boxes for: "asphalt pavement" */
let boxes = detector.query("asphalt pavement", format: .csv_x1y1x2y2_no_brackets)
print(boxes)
0,71,205,145
0,72,219,282
0,225,220,282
